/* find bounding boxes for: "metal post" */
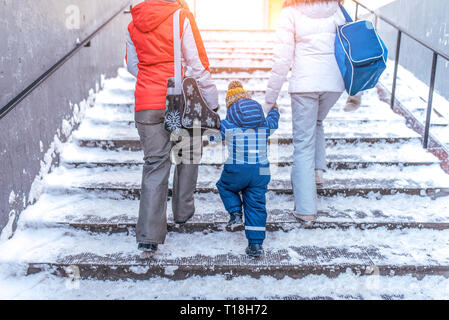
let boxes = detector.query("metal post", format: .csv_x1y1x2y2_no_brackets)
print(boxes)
423,53,439,149
391,30,402,109
355,3,359,21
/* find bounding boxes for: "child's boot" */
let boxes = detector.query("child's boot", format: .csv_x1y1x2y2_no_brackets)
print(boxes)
227,211,244,231
246,243,264,258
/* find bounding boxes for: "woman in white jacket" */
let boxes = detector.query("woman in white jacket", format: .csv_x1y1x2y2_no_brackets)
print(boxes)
265,0,346,221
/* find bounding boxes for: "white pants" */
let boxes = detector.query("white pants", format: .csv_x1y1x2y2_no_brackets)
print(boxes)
290,92,342,215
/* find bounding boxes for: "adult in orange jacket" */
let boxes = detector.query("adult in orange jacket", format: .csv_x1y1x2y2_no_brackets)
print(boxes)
126,0,219,253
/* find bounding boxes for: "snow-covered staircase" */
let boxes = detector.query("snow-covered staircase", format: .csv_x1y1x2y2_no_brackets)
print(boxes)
2,31,449,299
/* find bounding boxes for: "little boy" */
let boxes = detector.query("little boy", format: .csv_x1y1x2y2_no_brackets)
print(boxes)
215,81,280,257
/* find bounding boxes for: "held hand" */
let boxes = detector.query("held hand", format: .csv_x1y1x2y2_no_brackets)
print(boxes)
263,103,276,114
264,103,278,114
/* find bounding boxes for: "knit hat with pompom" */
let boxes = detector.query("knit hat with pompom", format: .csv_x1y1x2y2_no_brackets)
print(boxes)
226,81,252,108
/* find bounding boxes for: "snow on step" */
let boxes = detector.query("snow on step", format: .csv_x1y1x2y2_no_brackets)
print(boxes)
2,225,449,280
83,103,411,124
209,54,275,60
110,67,449,128
61,141,438,168
91,84,414,124
94,89,295,106
72,119,419,143
18,192,449,232
2,269,449,299
208,48,274,55
41,164,449,197
201,31,275,42
204,42,275,50
211,60,273,68
2,29,449,298
212,71,272,79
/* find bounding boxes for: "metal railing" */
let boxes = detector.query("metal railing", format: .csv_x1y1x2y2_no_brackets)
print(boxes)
351,0,449,149
0,2,131,121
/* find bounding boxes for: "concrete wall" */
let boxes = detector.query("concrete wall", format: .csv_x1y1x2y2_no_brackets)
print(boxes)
0,0,131,233
376,0,449,99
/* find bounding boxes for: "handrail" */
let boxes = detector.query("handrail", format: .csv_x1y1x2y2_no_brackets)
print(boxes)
350,0,449,149
0,2,131,121
353,1,449,61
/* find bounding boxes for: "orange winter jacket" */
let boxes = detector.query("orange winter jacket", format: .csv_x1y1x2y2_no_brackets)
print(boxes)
126,0,218,111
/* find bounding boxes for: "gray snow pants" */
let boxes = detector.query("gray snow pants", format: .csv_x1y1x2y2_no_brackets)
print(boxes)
135,110,201,245
290,92,342,216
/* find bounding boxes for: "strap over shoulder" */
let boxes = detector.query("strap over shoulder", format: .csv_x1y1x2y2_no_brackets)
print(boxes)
173,9,182,95
339,4,353,23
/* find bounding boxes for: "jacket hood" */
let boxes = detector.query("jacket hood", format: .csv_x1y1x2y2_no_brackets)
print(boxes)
132,0,180,33
227,99,266,129
300,1,339,19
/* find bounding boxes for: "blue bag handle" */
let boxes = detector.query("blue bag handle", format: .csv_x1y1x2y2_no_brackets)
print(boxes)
339,4,354,23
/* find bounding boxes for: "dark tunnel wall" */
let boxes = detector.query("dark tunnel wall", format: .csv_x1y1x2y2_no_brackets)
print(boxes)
0,0,132,233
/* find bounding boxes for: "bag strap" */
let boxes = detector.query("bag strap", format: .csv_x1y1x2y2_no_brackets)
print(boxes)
339,4,353,23
173,9,182,95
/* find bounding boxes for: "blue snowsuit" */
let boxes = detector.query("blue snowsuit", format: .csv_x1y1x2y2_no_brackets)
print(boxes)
215,98,280,244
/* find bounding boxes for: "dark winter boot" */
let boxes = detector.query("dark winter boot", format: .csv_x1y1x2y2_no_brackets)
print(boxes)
226,211,244,231
246,243,264,258
138,243,158,253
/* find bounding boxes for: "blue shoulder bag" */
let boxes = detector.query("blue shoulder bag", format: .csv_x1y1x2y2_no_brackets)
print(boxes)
335,4,388,96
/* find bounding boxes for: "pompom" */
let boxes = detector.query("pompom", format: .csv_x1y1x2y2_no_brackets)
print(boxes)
228,80,243,90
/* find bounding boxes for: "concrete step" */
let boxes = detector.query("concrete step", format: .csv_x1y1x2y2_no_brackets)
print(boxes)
20,193,449,233
74,136,421,152
92,89,425,127
84,103,413,125
2,226,448,281
28,259,449,281
83,106,414,124
106,72,449,128
116,67,275,83
57,183,448,198
211,66,272,74
92,93,297,112
65,160,438,170
209,53,274,60
205,43,274,49
95,88,294,104
60,141,439,170
6,267,445,299
204,39,275,45
82,112,445,148
212,74,271,81
46,218,449,234
43,164,449,198
74,117,420,140
207,57,275,64
201,31,275,42
83,114,413,127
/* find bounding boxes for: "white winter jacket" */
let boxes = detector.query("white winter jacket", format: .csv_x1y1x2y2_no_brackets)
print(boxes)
266,1,346,105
